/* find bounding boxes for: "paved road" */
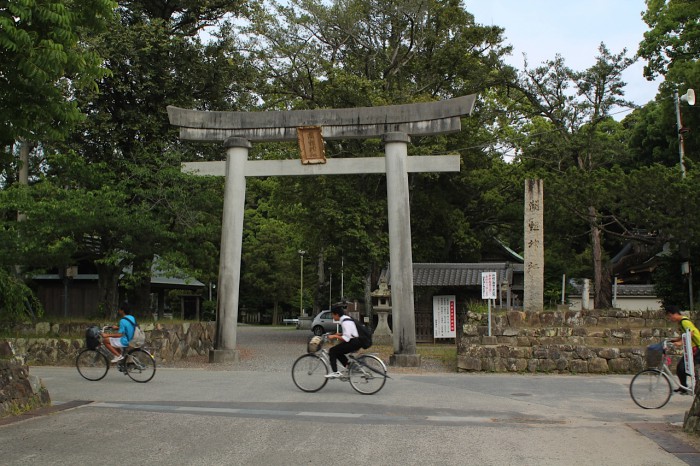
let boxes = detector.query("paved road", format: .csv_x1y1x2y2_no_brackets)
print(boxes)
3,326,700,465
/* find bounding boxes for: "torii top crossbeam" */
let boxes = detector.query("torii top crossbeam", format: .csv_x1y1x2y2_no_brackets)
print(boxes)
167,95,476,142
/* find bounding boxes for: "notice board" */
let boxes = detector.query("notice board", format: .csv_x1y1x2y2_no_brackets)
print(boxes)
433,295,456,339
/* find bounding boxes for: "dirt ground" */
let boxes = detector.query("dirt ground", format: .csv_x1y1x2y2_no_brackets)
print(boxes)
165,324,455,374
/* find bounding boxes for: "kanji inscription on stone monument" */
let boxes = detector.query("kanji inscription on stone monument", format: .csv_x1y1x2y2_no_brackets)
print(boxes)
524,179,544,312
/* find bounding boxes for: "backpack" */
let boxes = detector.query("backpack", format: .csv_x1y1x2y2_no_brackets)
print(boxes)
680,317,700,347
130,325,146,347
124,316,146,347
350,316,373,349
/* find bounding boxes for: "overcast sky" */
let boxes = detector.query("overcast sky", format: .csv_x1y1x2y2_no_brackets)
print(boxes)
467,0,661,114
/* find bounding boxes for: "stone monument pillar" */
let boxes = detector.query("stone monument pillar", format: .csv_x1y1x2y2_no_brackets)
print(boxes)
524,179,544,312
581,278,591,310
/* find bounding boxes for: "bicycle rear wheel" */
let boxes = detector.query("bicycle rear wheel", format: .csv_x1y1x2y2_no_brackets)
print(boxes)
124,348,156,383
76,349,109,381
292,354,329,392
629,369,672,409
349,354,387,395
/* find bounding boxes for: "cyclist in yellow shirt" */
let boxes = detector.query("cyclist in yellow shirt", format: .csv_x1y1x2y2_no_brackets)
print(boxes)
665,304,700,394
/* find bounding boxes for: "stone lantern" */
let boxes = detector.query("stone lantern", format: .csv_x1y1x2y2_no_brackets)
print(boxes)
371,276,393,345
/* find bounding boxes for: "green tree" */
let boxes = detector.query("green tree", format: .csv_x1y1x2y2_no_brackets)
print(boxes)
238,0,516,311
506,45,641,308
0,0,117,319
0,0,116,144
48,1,252,315
637,0,699,177
241,182,300,322
632,0,700,307
638,0,700,80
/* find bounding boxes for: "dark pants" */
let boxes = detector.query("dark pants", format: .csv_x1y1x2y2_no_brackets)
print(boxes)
677,346,700,388
328,338,362,372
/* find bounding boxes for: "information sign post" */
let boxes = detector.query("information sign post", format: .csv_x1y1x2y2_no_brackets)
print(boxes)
481,272,497,336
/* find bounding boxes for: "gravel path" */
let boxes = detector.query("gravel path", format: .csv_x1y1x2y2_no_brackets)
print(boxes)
167,325,453,374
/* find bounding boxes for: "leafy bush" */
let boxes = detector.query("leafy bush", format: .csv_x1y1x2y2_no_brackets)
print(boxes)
0,270,43,322
201,300,216,321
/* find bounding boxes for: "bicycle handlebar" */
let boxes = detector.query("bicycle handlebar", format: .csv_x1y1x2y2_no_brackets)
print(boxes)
653,339,680,352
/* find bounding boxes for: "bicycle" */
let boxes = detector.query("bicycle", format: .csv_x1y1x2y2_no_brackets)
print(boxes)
76,326,156,383
291,334,388,395
629,339,697,409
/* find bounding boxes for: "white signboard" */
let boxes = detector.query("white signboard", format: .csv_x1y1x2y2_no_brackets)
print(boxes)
481,272,497,300
433,295,456,339
683,329,696,393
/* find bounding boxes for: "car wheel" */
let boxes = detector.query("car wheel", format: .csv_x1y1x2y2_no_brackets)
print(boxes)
313,326,324,336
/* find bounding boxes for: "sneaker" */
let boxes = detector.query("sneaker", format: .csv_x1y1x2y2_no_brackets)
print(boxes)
325,371,342,379
674,388,691,395
111,355,124,363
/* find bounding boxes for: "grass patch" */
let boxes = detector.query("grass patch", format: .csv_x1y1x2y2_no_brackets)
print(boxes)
0,393,49,418
417,344,458,366
367,343,457,371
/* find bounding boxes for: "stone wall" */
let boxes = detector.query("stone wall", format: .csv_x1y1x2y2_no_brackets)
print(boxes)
0,354,50,417
458,308,682,374
0,321,216,366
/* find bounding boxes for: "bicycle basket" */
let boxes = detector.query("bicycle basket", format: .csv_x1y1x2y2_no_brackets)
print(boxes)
85,325,101,350
645,343,663,368
307,335,323,353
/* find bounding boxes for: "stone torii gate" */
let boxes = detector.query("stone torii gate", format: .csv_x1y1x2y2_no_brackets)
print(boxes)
167,95,476,366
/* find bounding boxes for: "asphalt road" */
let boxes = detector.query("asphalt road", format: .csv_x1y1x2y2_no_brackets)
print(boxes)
3,326,700,465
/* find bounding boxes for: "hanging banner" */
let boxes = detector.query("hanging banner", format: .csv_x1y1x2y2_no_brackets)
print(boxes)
433,295,456,339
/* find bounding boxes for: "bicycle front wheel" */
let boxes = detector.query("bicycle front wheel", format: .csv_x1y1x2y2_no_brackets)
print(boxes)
349,355,387,395
124,348,156,383
292,354,329,392
630,369,672,409
76,349,109,381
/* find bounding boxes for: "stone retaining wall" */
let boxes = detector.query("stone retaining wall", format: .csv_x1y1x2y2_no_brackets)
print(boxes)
0,322,216,366
0,309,687,375
458,308,684,374
0,356,50,417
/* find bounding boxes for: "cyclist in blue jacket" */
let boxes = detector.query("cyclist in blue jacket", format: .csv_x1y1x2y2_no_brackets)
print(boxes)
103,303,136,363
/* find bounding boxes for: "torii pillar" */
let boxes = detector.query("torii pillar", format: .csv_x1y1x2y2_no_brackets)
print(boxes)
167,96,476,366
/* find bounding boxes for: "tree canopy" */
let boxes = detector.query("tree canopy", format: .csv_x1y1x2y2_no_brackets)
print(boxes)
0,0,117,144
2,0,700,320
639,0,700,80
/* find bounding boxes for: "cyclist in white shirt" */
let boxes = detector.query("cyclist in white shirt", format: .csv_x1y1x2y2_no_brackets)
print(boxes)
325,308,362,378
